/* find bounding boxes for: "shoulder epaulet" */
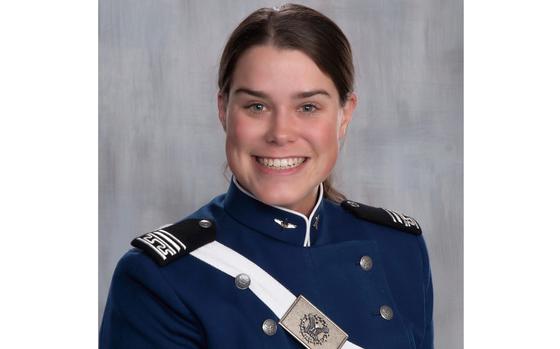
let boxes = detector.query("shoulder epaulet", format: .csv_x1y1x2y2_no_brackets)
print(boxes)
341,200,422,235
131,218,216,266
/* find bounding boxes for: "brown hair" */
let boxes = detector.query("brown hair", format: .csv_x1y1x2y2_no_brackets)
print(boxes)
218,3,354,203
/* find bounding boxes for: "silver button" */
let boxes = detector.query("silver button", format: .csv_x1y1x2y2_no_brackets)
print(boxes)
380,305,394,320
262,319,277,336
198,219,212,228
359,256,373,271
347,200,360,208
235,273,251,289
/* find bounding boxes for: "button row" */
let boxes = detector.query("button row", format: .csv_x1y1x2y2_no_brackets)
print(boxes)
232,253,391,337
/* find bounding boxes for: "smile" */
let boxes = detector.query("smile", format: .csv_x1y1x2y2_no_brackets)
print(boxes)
255,156,307,170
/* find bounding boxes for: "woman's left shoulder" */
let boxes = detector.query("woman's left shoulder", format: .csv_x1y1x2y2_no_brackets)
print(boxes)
327,198,430,268
338,199,423,236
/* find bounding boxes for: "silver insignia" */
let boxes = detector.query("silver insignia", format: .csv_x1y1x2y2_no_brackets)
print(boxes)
300,313,330,345
383,208,420,230
136,232,177,260
312,215,320,230
346,200,360,208
274,218,297,229
280,295,348,349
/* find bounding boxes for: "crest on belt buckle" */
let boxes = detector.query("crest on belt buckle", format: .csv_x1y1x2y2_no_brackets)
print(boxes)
280,295,348,349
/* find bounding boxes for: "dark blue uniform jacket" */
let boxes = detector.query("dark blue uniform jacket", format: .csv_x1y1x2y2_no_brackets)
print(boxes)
100,181,434,348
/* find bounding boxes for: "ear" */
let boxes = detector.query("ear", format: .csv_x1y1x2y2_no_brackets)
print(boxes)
217,92,227,131
338,92,357,140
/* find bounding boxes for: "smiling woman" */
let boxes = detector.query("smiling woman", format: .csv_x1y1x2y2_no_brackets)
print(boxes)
220,46,356,216
100,3,433,349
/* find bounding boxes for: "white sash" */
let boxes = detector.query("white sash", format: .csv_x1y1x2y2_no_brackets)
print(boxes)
191,241,364,349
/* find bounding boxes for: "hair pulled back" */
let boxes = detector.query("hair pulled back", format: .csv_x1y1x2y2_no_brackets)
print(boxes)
218,3,354,203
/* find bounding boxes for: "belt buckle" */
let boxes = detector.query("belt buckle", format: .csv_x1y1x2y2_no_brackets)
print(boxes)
279,295,348,349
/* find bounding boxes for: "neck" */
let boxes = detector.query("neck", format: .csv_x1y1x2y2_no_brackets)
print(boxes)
232,177,323,219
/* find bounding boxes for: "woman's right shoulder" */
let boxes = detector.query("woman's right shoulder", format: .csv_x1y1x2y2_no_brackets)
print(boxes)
113,247,157,276
102,236,209,348
128,215,218,267
107,214,221,309
111,195,225,287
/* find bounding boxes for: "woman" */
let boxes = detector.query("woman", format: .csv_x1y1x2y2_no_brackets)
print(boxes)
100,3,433,349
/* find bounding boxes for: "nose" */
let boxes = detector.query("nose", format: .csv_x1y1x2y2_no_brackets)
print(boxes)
265,108,297,145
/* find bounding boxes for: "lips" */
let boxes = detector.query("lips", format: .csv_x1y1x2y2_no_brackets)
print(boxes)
255,156,307,170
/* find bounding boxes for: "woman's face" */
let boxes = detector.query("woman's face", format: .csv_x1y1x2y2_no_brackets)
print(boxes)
218,45,356,215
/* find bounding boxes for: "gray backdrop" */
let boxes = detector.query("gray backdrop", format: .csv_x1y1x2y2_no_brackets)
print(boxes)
99,1,463,348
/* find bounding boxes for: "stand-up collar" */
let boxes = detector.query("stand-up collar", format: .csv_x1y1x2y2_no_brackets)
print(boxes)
223,178,324,247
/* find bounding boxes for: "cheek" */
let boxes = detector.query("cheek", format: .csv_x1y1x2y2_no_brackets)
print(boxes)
225,114,268,176
308,121,340,161
226,114,259,151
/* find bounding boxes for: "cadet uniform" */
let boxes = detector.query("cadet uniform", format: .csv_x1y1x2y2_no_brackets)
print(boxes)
100,179,433,349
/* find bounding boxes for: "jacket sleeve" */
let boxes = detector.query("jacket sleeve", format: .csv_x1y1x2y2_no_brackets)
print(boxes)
99,250,206,349
417,235,434,349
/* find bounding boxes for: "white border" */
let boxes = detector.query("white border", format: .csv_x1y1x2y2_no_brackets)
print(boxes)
466,1,560,347
0,1,97,348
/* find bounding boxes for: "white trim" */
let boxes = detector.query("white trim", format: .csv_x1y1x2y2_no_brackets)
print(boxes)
385,209,397,223
158,229,187,250
190,241,363,349
232,177,323,247
135,237,168,260
152,230,181,251
383,208,400,224
392,210,405,224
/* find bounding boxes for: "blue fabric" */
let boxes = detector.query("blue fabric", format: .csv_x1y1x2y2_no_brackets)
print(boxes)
100,181,434,348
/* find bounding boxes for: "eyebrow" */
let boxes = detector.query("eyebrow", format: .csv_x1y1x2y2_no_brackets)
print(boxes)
233,87,331,99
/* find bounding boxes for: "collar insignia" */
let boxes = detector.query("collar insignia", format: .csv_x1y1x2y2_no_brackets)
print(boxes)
312,215,320,230
274,218,297,229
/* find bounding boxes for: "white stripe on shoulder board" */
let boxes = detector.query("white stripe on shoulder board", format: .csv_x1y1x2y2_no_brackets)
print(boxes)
391,209,404,224
135,237,168,260
152,230,182,252
158,229,187,250
395,211,408,225
383,208,398,223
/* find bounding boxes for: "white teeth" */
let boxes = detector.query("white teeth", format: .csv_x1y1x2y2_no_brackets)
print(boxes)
257,157,306,170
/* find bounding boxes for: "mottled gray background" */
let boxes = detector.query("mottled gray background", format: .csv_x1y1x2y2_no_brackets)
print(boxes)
99,0,463,348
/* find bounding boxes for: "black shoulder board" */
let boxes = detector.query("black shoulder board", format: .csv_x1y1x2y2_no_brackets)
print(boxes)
341,200,422,235
131,218,216,266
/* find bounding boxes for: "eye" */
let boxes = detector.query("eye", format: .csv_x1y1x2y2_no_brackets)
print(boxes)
299,103,319,113
245,103,267,113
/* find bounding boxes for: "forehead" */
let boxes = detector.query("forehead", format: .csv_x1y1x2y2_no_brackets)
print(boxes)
230,45,338,97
